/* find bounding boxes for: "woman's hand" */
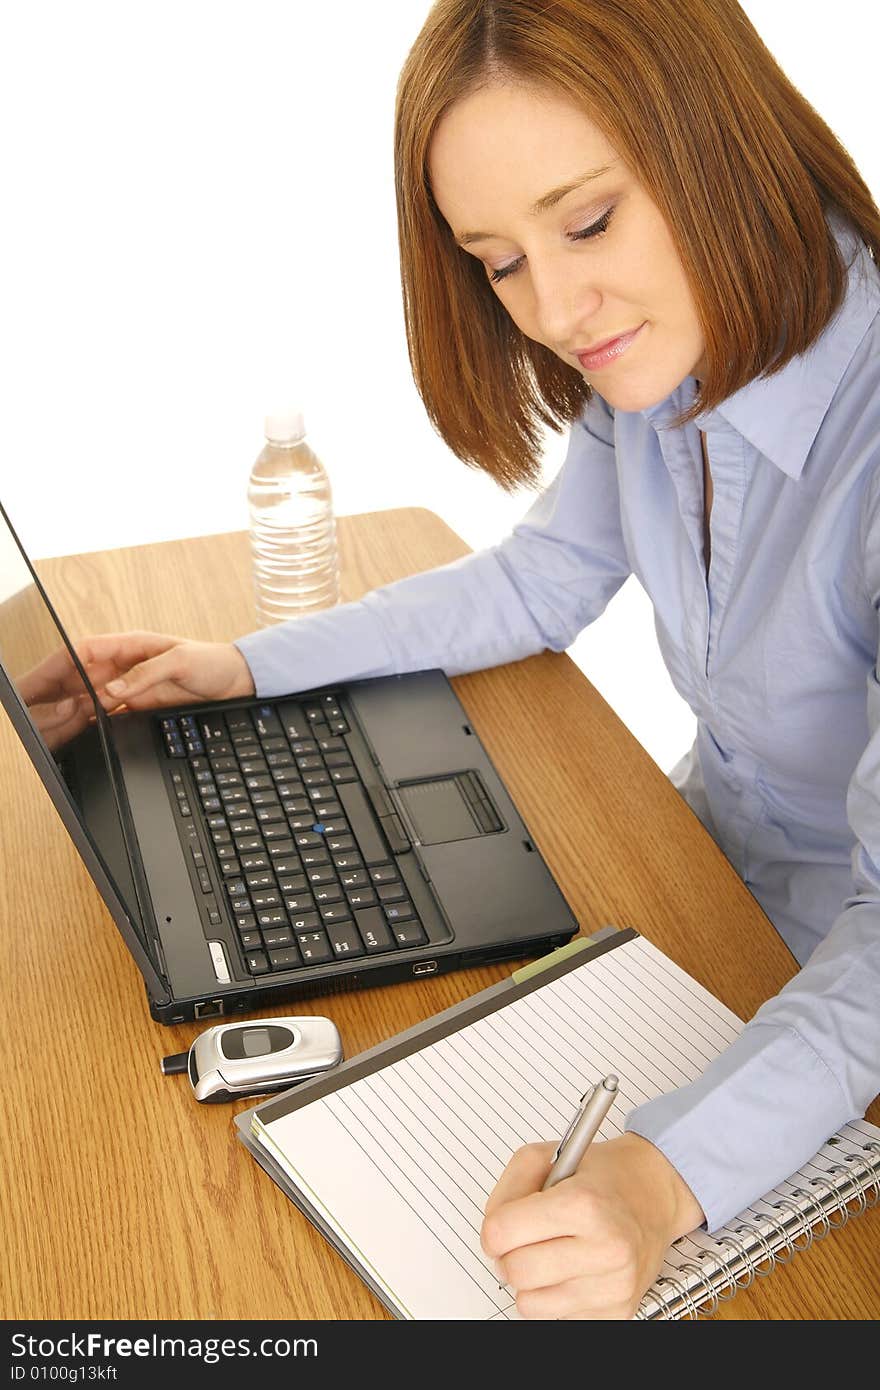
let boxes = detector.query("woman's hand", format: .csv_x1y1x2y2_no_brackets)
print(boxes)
481,1132,704,1320
16,645,96,751
73,630,256,712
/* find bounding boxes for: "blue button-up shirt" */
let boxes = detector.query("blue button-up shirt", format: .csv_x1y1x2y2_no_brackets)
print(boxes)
235,214,880,1231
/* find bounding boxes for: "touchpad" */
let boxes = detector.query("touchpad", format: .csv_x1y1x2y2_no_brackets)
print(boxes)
397,771,502,845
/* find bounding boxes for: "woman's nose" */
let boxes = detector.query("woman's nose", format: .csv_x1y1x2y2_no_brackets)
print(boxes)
530,256,601,350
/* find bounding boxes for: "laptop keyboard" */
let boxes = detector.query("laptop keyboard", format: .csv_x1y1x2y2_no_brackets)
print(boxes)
159,695,429,974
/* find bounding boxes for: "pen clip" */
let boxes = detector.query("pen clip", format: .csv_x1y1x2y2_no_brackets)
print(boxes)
553,1083,596,1160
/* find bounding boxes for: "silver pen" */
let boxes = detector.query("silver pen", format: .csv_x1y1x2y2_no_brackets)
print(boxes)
542,1074,619,1190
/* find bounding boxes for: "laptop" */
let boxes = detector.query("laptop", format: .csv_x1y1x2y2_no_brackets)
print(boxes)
0,500,578,1024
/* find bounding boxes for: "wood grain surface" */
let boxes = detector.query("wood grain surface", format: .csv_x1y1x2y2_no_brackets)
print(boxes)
0,508,876,1320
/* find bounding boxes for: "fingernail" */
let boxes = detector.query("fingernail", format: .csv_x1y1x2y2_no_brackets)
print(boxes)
106,679,125,695
56,697,74,714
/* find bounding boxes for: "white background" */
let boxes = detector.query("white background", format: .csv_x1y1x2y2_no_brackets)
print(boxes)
1,2,876,773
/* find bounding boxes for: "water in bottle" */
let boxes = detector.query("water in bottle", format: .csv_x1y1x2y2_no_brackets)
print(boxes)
247,407,340,626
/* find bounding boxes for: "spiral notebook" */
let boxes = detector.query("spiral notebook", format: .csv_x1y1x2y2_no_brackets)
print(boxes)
235,926,880,1319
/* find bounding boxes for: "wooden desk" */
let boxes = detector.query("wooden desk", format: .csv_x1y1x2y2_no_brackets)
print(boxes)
1,508,877,1320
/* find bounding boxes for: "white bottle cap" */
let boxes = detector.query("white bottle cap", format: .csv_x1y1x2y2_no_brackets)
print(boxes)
264,407,306,444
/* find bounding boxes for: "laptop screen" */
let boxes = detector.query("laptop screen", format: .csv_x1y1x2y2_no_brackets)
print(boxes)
0,502,151,957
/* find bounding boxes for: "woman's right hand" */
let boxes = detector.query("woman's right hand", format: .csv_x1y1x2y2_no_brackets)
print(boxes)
74,631,256,713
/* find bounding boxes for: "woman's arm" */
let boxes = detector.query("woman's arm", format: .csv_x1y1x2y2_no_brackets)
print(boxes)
233,393,631,697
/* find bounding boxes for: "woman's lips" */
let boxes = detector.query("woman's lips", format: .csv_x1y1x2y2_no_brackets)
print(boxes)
576,323,646,371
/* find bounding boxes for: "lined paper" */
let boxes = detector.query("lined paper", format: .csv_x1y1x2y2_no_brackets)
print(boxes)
254,935,746,1319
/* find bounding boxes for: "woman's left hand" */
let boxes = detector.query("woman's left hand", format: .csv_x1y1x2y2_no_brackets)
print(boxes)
480,1132,704,1319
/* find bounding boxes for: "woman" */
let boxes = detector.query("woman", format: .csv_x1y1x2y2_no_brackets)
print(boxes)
73,0,880,1317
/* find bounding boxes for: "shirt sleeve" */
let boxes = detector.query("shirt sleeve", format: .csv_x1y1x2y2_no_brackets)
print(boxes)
626,469,880,1233
233,393,630,696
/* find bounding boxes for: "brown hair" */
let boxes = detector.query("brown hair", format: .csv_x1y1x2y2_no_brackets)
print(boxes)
394,0,880,490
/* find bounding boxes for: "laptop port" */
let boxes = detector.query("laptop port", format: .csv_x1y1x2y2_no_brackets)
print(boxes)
412,961,438,976
194,998,224,1019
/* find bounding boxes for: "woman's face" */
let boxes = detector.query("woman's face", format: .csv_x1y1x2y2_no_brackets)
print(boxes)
429,82,707,410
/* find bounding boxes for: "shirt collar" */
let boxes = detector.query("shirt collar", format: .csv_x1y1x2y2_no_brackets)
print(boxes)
644,211,880,480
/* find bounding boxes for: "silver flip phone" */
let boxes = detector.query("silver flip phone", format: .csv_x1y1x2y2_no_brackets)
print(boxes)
185,1016,343,1103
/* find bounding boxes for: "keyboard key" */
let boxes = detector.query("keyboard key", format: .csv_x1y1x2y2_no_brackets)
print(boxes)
244,871,275,890
254,707,284,739
318,736,346,753
265,750,294,768
297,931,333,964
319,903,352,925
215,771,244,788
308,786,337,804
295,754,324,772
384,900,416,923
245,951,270,974
377,882,406,904
283,895,317,915
306,867,336,886
392,920,429,948
330,767,357,784
288,911,321,932
326,834,355,853
237,757,267,775
313,884,343,904
262,926,294,948
240,854,270,872
294,831,323,849
354,907,395,954
238,931,262,951
301,849,330,868
370,866,400,885
272,769,305,787
324,751,351,768
211,756,239,778
252,791,282,808
333,852,364,871
267,840,296,858
251,890,281,910
257,908,288,928
340,868,370,890
277,874,309,894
244,774,273,791
269,946,302,971
327,922,365,958
346,887,378,909
233,911,256,930
278,702,310,742
233,836,263,854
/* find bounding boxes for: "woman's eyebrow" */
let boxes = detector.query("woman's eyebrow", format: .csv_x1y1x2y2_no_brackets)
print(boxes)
455,164,615,247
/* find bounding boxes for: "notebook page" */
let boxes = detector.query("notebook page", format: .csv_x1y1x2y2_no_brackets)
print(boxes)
254,935,743,1319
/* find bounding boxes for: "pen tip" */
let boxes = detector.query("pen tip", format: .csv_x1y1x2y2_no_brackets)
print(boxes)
605,1074,619,1090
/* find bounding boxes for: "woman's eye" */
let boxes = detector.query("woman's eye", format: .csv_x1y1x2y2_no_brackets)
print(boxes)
570,205,615,243
488,205,616,285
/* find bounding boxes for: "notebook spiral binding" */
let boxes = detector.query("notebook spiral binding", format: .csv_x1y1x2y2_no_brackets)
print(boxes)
635,1137,880,1320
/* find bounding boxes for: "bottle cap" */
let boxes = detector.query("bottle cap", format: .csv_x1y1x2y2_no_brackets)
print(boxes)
264,407,306,444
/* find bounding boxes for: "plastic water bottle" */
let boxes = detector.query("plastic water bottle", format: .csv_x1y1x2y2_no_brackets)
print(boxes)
247,407,340,626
